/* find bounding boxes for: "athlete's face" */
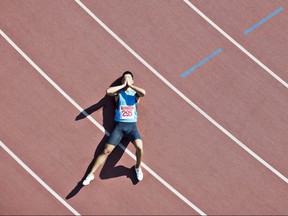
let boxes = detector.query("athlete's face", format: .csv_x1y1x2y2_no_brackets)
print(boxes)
122,74,134,85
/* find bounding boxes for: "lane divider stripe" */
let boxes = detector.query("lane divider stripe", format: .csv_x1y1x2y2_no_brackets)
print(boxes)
0,140,81,216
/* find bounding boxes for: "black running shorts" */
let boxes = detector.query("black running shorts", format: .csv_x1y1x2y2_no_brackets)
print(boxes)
107,122,142,146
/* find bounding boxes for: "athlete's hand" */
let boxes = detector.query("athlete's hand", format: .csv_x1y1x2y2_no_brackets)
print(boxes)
123,78,128,87
127,79,133,86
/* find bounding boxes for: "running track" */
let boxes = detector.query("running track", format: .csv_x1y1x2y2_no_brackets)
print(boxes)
1,0,288,215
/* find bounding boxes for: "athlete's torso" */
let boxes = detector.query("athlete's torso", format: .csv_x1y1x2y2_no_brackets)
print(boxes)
114,89,138,122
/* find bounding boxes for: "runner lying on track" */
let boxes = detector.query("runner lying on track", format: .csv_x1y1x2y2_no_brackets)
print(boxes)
83,71,146,185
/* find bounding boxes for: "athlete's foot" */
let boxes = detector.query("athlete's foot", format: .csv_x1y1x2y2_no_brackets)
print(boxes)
135,166,143,181
83,173,94,185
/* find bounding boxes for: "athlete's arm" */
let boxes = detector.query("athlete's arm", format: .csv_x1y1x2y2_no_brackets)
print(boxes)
106,81,127,96
128,80,146,97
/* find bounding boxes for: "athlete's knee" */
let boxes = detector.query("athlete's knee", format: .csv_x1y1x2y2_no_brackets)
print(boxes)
103,147,112,155
134,140,143,152
102,144,115,156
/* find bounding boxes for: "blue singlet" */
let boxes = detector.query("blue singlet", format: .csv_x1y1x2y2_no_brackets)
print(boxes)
114,89,138,123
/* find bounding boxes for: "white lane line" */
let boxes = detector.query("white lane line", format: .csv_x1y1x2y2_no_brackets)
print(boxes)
183,0,288,89
73,1,288,185
0,29,206,215
0,140,80,216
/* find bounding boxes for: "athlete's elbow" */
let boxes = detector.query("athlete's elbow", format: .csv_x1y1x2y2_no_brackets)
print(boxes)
106,89,114,96
141,90,146,97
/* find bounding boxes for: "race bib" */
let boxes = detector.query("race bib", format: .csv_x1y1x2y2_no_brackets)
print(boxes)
120,105,135,119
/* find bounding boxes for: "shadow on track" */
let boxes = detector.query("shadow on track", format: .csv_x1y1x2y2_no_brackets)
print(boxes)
66,77,138,200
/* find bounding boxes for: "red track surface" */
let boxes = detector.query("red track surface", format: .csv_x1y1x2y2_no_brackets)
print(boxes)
1,1,288,215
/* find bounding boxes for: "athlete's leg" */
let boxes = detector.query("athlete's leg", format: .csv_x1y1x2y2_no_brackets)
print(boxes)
133,139,144,181
86,123,123,177
83,143,116,185
132,139,143,168
89,143,116,175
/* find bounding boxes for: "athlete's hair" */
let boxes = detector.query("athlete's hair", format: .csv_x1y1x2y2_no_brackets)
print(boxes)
122,71,134,79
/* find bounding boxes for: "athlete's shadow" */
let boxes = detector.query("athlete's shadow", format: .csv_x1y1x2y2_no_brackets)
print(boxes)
66,77,138,200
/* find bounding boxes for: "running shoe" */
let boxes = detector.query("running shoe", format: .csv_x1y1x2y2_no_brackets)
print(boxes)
83,174,94,185
135,166,143,181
